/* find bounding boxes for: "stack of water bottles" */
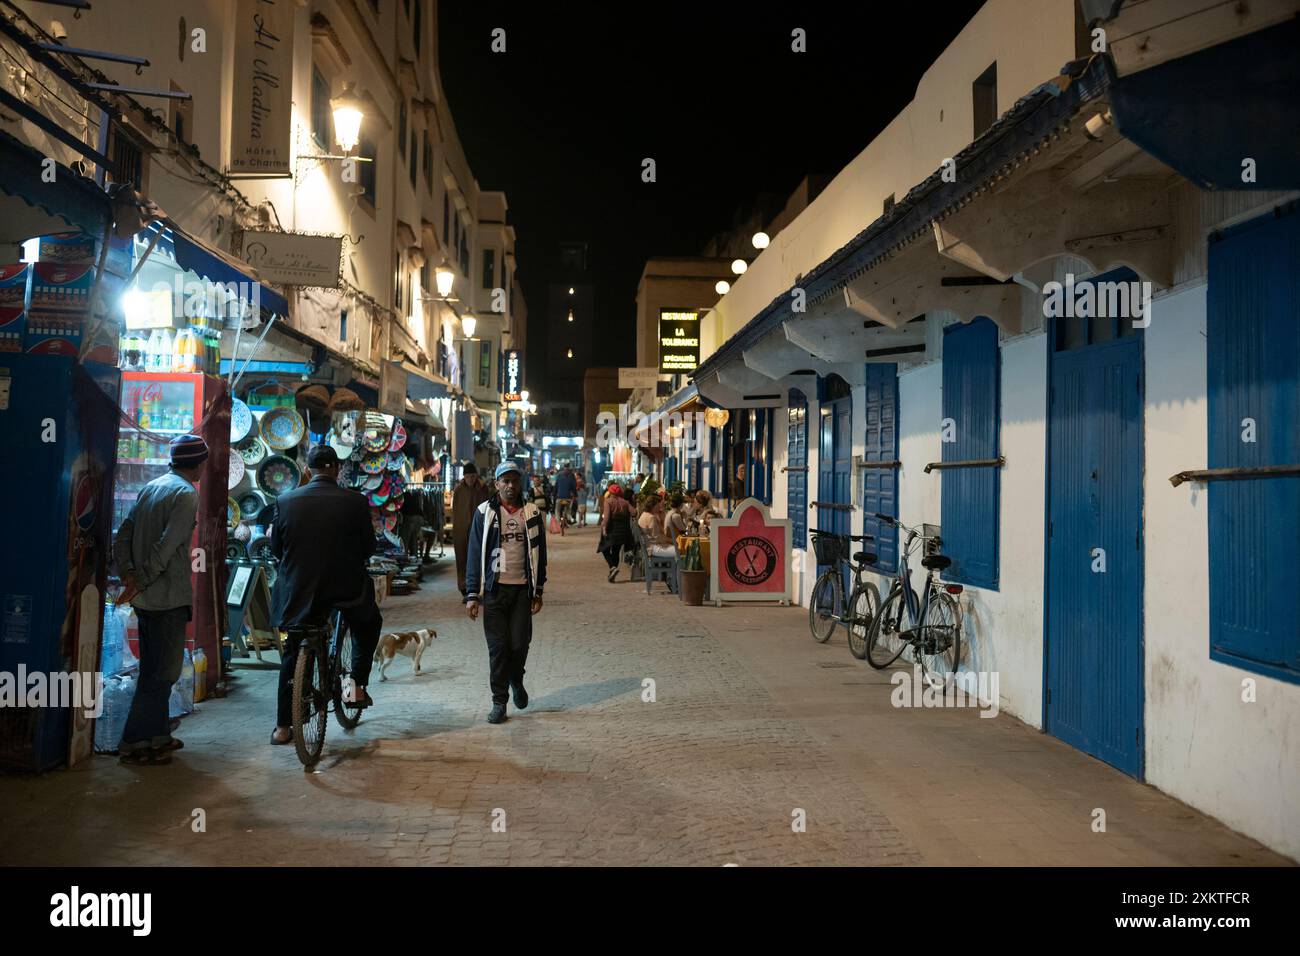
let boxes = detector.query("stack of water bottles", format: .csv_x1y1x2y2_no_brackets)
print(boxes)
94,603,139,753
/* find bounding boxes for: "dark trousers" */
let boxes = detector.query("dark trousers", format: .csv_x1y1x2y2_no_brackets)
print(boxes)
276,591,383,727
602,544,628,569
482,584,532,705
120,606,188,750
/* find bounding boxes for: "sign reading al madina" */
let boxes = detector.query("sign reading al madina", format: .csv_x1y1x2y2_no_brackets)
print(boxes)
229,0,295,177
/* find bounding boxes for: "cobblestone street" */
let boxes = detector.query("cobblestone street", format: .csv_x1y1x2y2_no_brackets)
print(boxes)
0,526,1288,866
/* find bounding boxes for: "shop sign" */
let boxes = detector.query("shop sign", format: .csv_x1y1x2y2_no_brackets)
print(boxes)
380,361,407,417
619,367,660,389
658,310,700,373
239,231,342,287
229,0,295,176
503,348,524,402
708,498,792,605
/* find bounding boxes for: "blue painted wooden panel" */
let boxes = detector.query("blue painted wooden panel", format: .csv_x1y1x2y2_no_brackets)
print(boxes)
816,396,852,586
1207,205,1300,682
1047,335,1144,778
940,318,1000,589
787,389,808,548
861,364,899,572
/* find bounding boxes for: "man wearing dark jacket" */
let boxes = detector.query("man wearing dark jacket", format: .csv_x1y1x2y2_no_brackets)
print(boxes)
268,445,382,745
553,464,577,530
465,461,547,724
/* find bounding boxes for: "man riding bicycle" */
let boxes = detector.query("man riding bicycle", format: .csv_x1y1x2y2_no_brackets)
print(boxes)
268,445,383,746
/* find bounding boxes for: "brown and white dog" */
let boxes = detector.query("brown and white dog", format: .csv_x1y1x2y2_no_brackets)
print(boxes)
373,628,437,680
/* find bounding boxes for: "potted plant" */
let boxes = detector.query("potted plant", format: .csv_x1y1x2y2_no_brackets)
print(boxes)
679,538,708,606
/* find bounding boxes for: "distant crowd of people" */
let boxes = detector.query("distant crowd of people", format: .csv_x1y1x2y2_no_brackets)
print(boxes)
594,474,719,582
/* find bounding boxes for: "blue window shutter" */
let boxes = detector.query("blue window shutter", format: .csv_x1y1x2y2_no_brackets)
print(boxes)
1207,204,1300,681
787,389,808,546
940,318,1000,589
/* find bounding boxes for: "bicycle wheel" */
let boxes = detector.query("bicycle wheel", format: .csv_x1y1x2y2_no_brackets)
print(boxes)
809,571,840,643
917,589,962,682
291,638,329,767
333,618,363,731
846,580,880,660
866,586,910,669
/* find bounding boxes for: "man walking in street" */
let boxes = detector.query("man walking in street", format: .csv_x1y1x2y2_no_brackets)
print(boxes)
452,462,492,599
268,445,383,745
465,461,547,724
112,434,208,765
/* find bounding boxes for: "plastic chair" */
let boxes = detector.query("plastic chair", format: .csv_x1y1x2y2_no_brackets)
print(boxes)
638,522,679,595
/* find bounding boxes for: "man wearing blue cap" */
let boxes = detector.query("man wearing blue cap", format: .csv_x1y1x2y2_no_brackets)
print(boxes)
465,460,548,724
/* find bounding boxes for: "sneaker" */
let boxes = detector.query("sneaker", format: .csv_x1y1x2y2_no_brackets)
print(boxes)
607,567,618,583
341,677,358,703
487,703,508,724
512,683,528,709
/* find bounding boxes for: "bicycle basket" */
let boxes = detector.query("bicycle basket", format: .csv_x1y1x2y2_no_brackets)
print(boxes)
811,533,848,565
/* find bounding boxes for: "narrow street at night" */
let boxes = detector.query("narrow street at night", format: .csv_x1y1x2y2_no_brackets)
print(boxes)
0,524,1284,867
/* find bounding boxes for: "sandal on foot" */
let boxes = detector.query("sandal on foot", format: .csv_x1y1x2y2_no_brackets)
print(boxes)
119,748,172,766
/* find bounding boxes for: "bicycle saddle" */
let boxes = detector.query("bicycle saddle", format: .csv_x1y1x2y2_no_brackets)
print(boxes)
921,554,952,570
854,551,878,565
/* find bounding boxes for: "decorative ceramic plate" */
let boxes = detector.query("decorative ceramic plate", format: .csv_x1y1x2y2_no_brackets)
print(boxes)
227,497,240,528
361,472,384,491
257,455,301,496
368,485,390,506
225,541,247,561
247,536,274,562
261,407,306,451
238,490,266,518
228,451,245,490
234,523,252,542
383,514,399,531
388,420,407,452
359,451,386,475
230,399,253,444
385,451,405,472
388,473,407,498
239,436,268,466
229,472,252,500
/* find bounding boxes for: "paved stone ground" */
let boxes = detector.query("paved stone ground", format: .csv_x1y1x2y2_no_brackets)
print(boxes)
0,523,1290,866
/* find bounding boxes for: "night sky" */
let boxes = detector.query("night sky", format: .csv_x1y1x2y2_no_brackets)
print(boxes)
437,1,987,392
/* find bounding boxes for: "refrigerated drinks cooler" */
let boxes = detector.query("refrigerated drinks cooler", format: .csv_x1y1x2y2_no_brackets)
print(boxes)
115,370,232,691
0,355,120,771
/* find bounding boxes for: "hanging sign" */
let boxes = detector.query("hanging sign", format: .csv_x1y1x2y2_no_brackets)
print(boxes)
709,497,792,606
658,310,700,373
239,231,342,287
229,0,295,176
619,367,660,389
503,348,524,402
380,361,408,418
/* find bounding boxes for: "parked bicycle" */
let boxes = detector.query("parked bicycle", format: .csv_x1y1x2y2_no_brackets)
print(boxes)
865,513,963,680
808,530,881,658
289,609,363,768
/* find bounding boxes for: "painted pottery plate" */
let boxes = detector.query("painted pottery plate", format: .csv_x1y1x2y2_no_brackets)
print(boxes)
227,497,240,528
238,490,266,519
233,523,252,543
257,455,301,497
230,399,253,444
361,472,384,491
228,451,245,490
239,436,268,466
261,407,306,451
359,451,386,475
385,451,404,472
247,535,274,562
225,541,247,561
388,420,407,452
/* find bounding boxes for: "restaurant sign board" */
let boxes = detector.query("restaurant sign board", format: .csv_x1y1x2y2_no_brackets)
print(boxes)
658,310,700,373
708,498,792,606
239,231,342,288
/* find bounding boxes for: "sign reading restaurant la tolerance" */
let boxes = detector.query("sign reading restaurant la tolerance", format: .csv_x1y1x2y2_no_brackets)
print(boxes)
659,310,700,373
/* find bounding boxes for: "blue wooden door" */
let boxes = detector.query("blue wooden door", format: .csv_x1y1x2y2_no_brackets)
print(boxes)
1046,332,1144,777
861,364,899,572
787,389,808,549
817,388,852,589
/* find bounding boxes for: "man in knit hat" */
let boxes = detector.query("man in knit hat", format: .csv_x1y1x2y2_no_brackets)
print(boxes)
112,433,208,765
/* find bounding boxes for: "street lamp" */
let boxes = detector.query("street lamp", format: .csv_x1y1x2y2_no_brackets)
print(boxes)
434,263,455,298
461,313,477,338
751,231,770,249
331,82,365,153
730,258,748,275
715,280,730,295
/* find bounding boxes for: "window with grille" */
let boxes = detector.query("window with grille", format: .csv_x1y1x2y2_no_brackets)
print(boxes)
311,67,331,149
